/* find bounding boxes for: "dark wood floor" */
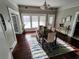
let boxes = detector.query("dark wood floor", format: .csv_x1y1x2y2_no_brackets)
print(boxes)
12,33,32,59
12,32,79,59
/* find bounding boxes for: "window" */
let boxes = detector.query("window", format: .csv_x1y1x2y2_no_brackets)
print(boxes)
39,16,46,26
22,14,47,29
32,16,39,28
47,15,55,29
48,15,55,28
23,16,31,29
48,15,54,25
11,14,19,32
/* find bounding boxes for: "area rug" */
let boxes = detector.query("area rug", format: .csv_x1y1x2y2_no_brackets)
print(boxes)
25,34,48,59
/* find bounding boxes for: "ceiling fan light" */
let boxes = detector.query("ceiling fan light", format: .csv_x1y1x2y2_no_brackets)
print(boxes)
40,0,51,10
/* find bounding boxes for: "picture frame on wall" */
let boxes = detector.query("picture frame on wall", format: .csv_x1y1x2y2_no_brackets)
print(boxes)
66,16,72,22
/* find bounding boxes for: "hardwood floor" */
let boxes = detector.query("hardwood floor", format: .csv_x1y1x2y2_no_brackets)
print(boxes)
12,32,79,59
12,34,32,59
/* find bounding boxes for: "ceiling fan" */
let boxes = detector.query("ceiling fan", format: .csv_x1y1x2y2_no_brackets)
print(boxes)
40,0,51,10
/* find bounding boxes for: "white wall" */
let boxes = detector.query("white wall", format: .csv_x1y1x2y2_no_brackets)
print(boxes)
0,21,13,59
0,0,18,59
56,6,79,37
0,0,18,48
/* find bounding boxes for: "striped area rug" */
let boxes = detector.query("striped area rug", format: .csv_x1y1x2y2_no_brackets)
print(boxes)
25,34,48,59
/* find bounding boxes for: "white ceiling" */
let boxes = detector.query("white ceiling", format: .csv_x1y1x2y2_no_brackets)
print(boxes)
13,0,79,8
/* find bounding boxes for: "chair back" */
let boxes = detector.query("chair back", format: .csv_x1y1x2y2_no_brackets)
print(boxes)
47,32,56,43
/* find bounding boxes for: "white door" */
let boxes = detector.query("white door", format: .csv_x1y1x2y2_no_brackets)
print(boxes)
0,14,13,59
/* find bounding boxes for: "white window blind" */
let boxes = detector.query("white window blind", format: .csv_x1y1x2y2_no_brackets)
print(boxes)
23,16,31,29
39,16,46,26
32,16,39,28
